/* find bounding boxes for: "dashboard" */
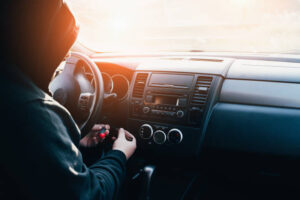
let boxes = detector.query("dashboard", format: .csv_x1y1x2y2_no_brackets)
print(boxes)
94,52,300,176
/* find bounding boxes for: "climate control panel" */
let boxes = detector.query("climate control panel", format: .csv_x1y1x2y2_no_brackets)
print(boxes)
138,124,183,145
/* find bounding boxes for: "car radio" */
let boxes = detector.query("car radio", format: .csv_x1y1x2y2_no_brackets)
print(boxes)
130,72,213,125
132,91,189,123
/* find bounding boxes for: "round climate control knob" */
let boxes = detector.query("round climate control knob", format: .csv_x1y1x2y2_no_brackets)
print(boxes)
176,110,184,118
153,130,167,145
167,128,183,144
139,124,153,139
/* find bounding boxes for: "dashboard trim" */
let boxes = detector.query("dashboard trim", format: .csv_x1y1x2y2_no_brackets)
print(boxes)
220,79,300,109
227,59,300,83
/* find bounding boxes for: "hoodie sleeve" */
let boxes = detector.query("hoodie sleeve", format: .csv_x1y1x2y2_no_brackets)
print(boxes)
0,100,126,200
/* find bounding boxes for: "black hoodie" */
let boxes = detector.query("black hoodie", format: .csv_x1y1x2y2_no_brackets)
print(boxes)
0,65,127,200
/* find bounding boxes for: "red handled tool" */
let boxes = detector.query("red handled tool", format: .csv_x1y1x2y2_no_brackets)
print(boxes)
98,127,109,139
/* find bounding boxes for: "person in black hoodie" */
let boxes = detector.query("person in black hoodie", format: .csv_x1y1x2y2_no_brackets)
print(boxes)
0,0,136,199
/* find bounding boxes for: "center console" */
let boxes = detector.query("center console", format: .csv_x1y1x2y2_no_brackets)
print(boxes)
127,71,218,158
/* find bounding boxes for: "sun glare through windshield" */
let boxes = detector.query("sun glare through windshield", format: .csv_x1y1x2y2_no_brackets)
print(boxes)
70,0,300,53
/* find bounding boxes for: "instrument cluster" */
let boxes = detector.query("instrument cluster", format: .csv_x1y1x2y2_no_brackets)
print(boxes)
102,72,130,101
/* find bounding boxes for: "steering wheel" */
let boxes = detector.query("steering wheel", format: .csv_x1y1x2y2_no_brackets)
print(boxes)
49,52,104,137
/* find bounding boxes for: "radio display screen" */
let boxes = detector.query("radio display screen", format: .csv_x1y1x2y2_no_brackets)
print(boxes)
154,96,178,106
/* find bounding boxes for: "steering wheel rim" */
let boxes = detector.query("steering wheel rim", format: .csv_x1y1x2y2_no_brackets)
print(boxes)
49,52,104,137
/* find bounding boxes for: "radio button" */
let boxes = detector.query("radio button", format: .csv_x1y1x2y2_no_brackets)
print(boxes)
176,110,184,118
143,106,151,114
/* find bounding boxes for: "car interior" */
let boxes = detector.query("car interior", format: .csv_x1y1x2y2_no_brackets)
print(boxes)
10,0,300,199
50,48,300,199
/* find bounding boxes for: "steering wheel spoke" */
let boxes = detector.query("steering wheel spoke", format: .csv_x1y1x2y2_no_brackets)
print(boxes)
78,92,95,113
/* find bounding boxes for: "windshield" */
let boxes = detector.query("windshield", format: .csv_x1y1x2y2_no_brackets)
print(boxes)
70,0,300,53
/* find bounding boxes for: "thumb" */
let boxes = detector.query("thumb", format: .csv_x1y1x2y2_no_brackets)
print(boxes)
118,128,126,139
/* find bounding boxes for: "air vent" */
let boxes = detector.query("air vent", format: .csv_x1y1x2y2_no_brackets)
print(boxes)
191,76,213,106
190,75,213,123
132,73,148,98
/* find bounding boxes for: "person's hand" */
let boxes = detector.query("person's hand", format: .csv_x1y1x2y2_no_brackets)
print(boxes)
112,128,136,160
80,124,110,148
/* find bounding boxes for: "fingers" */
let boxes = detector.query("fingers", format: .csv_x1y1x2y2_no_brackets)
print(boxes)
88,126,135,146
81,124,111,148
92,124,110,140
124,130,136,142
93,136,100,145
104,124,110,130
91,124,103,131
118,128,126,139
91,124,110,131
117,128,136,142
